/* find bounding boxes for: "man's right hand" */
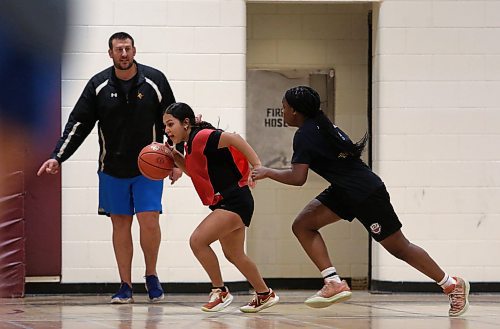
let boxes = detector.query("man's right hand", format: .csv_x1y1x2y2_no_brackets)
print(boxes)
37,159,60,176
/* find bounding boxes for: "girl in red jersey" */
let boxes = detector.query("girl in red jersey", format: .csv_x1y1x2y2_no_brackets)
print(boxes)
163,102,279,313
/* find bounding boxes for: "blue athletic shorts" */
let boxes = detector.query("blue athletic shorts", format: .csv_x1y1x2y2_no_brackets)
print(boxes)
98,172,163,216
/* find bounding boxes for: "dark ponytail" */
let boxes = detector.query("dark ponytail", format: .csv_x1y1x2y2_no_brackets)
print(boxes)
164,102,217,130
285,86,367,158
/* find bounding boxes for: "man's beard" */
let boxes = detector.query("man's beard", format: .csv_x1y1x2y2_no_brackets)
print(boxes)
114,60,134,71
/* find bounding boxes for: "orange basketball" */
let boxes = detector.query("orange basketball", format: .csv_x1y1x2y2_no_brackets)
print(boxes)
138,143,174,180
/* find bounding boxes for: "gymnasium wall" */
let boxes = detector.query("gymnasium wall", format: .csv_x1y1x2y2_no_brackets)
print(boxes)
60,0,248,283
60,0,372,285
371,0,500,284
58,0,500,287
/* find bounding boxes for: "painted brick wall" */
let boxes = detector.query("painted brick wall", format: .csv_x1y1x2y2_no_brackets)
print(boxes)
372,0,500,282
61,0,248,283
60,0,499,286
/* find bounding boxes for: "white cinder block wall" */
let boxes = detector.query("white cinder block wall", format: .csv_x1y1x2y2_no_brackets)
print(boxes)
61,0,500,286
246,3,372,281
61,0,248,283
372,0,500,283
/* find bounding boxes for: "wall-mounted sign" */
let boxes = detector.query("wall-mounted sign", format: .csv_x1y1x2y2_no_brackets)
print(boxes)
246,69,334,168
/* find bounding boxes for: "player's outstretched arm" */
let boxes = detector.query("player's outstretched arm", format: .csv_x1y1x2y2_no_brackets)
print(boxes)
252,163,308,186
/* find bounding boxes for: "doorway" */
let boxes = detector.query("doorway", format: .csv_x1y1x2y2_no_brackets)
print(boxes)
246,1,373,288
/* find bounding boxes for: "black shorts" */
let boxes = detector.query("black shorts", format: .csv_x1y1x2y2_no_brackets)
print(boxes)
209,185,254,227
316,186,402,242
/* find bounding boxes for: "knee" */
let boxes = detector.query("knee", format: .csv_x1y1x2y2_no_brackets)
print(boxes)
189,233,203,254
389,248,405,260
137,213,160,232
140,220,160,234
387,243,411,261
291,221,300,237
223,250,237,265
292,217,309,237
381,231,413,261
111,216,132,231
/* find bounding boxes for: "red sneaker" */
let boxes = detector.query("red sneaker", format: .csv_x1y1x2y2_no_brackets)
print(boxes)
201,288,233,312
239,288,279,313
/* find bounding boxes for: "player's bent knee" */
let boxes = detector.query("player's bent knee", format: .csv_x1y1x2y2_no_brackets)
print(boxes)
223,253,237,265
292,218,309,236
189,233,207,253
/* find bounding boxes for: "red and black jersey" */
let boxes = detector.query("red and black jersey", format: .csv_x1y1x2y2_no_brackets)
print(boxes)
185,128,249,206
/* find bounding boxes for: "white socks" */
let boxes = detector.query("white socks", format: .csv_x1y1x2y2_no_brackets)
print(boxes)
321,267,342,283
438,273,456,291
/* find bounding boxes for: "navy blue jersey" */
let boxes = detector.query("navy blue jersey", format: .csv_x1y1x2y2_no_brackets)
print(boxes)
291,118,384,203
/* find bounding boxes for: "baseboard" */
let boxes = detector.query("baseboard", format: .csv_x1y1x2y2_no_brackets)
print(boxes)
371,280,500,293
24,278,500,295
24,278,333,295
260,277,326,290
25,281,249,295
262,277,366,290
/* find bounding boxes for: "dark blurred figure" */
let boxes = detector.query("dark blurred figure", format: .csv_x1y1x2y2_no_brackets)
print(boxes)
0,0,67,297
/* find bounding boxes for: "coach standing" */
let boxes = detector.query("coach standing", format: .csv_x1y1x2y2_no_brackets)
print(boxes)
38,32,179,303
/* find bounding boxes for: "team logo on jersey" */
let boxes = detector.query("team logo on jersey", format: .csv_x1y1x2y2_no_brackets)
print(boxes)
111,93,118,98
370,223,381,235
137,92,144,100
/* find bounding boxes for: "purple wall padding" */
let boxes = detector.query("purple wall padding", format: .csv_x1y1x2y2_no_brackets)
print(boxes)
0,171,25,297
25,148,62,277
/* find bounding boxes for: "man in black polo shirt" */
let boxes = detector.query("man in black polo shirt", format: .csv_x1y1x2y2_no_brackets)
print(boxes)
38,32,179,304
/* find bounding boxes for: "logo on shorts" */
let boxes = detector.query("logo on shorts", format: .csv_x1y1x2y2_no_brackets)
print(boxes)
370,223,381,235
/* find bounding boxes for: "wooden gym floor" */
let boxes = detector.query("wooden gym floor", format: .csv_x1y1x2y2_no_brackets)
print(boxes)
0,290,498,329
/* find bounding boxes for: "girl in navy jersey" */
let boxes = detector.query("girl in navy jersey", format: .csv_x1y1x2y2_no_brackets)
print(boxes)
163,102,279,313
251,86,469,317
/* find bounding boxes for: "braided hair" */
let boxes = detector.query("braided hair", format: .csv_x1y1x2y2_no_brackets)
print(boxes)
284,86,367,158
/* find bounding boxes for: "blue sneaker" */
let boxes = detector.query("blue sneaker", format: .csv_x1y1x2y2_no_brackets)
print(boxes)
111,282,133,304
145,275,164,302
